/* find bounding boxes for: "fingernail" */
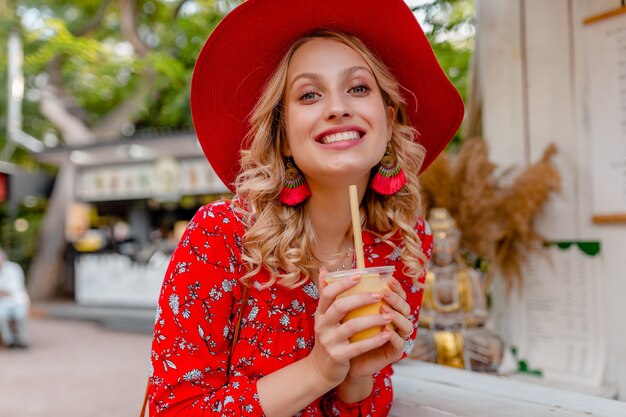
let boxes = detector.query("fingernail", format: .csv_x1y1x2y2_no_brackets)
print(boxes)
352,275,361,282
381,331,391,340
381,305,390,313
383,314,393,322
371,292,383,300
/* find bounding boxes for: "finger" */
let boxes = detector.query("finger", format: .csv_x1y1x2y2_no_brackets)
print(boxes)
388,330,406,352
382,289,411,318
342,330,391,358
318,312,388,348
317,273,361,314
335,313,392,342
325,291,383,323
388,277,407,301
382,305,413,338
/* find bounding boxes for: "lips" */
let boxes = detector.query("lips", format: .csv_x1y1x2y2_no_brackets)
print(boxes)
315,127,366,144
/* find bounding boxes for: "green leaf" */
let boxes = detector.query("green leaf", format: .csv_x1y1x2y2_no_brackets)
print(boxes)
577,242,601,256
518,360,528,372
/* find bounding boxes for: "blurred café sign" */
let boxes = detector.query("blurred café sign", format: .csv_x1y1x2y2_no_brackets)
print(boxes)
153,156,181,201
75,156,228,202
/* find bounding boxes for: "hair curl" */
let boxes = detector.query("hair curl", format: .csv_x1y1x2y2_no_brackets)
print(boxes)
234,30,427,288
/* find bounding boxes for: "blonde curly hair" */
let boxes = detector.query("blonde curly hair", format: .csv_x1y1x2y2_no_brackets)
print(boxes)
234,30,427,288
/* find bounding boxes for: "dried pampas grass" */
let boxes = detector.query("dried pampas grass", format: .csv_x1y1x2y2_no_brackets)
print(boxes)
451,138,503,264
497,144,561,287
420,155,455,214
420,138,561,290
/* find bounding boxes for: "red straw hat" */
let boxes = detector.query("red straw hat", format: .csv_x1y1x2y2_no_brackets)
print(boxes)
191,0,464,192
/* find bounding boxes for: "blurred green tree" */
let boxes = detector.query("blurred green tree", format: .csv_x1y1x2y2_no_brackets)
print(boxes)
412,0,475,146
1,0,224,298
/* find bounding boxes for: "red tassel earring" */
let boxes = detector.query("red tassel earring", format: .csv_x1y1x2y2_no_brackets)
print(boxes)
280,157,311,206
371,145,406,195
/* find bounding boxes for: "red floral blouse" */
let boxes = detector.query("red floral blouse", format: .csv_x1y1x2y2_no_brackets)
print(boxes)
148,200,433,416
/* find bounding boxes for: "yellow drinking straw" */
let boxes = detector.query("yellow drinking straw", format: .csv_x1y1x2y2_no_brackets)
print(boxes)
348,185,366,269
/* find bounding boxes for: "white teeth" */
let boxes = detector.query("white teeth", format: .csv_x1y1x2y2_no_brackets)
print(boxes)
321,131,361,144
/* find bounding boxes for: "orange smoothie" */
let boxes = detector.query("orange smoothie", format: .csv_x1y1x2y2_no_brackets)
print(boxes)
324,266,394,342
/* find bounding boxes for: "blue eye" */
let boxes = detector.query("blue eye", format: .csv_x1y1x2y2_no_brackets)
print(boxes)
300,91,319,101
350,84,370,94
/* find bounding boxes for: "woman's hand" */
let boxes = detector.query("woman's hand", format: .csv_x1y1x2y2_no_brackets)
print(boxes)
345,276,414,379
306,270,393,387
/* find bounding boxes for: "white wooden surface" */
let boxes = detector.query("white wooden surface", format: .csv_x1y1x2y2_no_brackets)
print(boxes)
479,0,626,401
390,362,626,417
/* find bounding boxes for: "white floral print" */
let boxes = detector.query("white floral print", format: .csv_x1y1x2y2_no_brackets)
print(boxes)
148,200,432,416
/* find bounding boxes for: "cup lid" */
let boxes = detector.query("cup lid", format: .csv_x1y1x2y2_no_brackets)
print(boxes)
325,265,395,279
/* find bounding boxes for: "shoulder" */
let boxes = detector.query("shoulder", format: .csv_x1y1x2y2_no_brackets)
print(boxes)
163,200,247,293
192,199,244,224
388,217,434,261
175,199,247,268
187,199,246,236
363,217,433,263
383,217,432,247
414,217,432,242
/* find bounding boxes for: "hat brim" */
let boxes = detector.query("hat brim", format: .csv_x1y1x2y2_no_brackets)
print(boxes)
191,0,464,192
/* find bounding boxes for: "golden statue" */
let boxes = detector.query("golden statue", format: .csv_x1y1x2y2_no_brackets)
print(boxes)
411,208,504,372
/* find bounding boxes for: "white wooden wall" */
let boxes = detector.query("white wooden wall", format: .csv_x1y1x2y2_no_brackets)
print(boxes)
478,0,626,400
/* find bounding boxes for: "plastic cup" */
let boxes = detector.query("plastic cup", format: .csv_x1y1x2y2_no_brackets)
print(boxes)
324,266,395,342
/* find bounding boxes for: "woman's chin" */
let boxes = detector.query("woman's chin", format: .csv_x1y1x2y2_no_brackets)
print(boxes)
309,166,373,187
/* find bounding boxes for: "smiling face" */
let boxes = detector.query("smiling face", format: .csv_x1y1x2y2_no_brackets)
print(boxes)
283,38,392,190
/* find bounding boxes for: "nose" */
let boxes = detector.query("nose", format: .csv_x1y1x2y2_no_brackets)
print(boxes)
325,92,352,120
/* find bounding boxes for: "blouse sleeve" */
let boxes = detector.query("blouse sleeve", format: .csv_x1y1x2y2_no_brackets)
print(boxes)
321,218,434,417
148,202,264,416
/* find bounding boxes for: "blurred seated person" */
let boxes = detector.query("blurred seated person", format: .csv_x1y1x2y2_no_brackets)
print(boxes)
0,248,30,349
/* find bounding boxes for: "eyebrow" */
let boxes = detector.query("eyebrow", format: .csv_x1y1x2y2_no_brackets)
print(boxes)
288,66,373,89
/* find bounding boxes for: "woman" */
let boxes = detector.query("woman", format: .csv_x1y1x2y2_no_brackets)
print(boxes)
148,0,463,416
